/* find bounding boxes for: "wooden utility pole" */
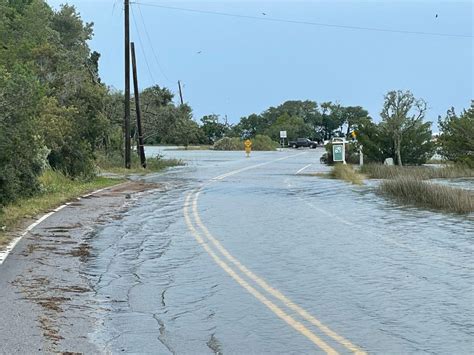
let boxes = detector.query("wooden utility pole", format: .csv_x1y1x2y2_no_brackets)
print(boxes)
131,42,147,168
178,80,184,105
124,0,131,168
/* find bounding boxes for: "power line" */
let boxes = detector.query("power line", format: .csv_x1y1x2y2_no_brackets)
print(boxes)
135,3,171,83
133,2,472,39
130,5,156,85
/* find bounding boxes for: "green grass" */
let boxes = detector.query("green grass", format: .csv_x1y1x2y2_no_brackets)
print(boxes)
329,164,365,185
361,164,474,180
378,177,474,214
0,170,125,248
96,152,183,175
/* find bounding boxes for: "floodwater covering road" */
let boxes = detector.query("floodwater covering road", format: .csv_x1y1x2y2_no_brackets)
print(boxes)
2,147,473,354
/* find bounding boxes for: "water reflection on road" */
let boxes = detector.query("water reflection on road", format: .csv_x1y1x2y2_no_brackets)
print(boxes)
84,147,473,354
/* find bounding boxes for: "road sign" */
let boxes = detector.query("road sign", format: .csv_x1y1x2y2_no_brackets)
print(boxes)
332,138,345,163
333,145,344,161
280,131,287,138
244,139,252,157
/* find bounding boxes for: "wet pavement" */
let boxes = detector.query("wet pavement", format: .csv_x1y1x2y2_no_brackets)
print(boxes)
1,148,473,354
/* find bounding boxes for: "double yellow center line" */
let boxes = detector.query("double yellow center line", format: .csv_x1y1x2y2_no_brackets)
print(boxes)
183,155,366,354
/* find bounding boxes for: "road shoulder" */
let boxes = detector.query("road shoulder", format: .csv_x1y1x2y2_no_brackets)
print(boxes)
0,181,159,354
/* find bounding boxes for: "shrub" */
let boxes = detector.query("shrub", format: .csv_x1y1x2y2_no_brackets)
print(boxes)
378,177,474,214
213,137,242,150
48,140,96,180
213,135,278,151
249,135,278,151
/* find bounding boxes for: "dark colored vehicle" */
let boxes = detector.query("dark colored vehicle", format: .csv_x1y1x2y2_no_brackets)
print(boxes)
288,138,318,149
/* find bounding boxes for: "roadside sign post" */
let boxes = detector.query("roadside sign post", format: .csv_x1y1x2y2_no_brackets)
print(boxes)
280,131,287,148
350,131,363,166
332,137,346,164
244,139,252,158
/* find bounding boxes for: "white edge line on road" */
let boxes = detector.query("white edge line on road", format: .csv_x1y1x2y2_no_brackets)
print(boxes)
212,152,308,181
0,183,126,266
295,164,312,175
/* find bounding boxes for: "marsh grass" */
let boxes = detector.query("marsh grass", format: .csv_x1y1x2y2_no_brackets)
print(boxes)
0,170,124,248
330,164,365,185
378,177,474,214
361,164,474,180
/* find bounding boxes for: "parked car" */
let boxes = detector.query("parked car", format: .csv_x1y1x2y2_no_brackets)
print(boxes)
288,138,318,149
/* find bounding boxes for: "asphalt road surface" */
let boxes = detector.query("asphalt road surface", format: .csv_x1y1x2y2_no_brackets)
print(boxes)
0,148,472,354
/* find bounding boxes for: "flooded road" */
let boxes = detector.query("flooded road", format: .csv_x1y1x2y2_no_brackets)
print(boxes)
84,148,473,354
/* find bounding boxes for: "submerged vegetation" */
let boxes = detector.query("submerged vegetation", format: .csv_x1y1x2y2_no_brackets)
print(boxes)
365,164,474,213
378,177,474,214
329,164,364,185
325,163,474,214
361,164,474,180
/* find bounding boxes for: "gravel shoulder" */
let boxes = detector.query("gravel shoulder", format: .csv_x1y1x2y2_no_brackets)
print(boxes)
0,181,159,354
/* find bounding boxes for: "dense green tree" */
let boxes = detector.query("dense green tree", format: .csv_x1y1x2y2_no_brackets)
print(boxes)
261,100,323,138
0,1,113,181
380,90,427,165
138,86,203,146
438,103,474,167
320,102,346,140
355,118,392,163
262,100,318,124
357,114,435,165
200,114,229,144
230,100,369,142
264,113,313,141
141,85,174,108
398,118,435,165
103,89,124,153
0,65,45,205
340,106,371,137
232,113,264,138
167,105,204,147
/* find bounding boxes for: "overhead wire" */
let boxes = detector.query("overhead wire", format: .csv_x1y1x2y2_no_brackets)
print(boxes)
132,2,472,39
135,3,171,83
130,5,156,85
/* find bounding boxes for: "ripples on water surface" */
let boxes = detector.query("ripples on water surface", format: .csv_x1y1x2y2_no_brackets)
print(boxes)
83,148,473,354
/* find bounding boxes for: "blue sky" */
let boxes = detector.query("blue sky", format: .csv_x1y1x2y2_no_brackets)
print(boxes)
47,1,473,129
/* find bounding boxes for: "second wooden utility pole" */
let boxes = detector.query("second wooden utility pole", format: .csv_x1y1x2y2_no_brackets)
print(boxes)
178,80,184,106
131,42,147,168
124,0,131,168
